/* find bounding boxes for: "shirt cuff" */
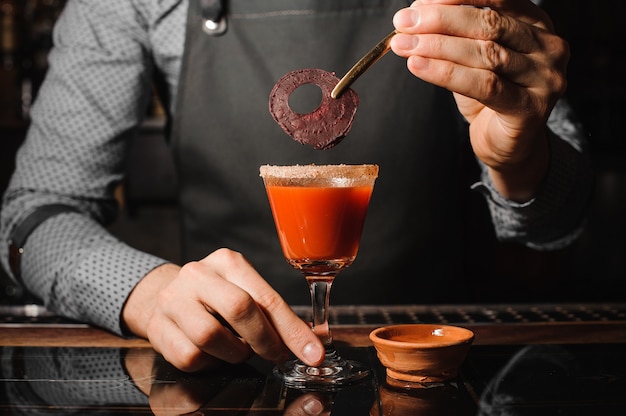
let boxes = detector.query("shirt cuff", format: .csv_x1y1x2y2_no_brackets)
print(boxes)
20,213,169,335
471,129,588,250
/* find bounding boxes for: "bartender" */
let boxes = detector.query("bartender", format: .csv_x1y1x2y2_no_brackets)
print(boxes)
0,0,591,372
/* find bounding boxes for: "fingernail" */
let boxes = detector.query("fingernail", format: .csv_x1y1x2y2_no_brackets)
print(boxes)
409,55,429,71
394,34,419,51
302,342,323,364
303,397,324,415
394,9,419,28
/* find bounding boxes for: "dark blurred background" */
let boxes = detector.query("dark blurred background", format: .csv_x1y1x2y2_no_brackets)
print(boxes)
543,0,626,298
0,0,624,306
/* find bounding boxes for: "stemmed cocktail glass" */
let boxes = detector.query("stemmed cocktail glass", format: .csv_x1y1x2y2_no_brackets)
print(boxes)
260,164,378,390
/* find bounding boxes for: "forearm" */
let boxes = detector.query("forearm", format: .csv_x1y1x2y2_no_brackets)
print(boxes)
0,0,176,333
13,211,168,334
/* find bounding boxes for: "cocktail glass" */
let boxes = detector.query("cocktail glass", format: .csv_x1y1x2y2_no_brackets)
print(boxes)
260,164,378,390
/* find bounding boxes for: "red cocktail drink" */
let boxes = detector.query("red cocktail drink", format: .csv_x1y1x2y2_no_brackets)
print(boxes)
260,164,378,390
265,184,373,273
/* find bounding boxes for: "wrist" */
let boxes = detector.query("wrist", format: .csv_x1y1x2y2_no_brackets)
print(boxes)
487,129,551,203
121,263,180,338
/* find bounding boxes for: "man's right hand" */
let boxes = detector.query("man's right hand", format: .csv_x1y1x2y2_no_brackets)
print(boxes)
122,248,324,372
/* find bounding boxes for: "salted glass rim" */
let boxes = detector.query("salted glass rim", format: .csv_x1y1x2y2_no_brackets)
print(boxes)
259,164,378,187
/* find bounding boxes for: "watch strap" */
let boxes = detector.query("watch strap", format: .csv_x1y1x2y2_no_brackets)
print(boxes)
8,204,80,281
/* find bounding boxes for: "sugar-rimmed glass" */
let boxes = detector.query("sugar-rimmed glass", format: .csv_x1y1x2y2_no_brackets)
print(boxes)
260,164,378,390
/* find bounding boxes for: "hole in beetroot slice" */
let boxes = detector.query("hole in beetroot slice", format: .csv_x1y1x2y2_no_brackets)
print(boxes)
288,83,323,115
269,68,359,150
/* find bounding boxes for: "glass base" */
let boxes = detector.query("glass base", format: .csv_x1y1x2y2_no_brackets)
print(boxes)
273,350,370,391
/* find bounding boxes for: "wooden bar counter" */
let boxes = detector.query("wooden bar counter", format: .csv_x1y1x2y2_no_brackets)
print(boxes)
2,319,626,348
1,303,625,414
4,302,625,347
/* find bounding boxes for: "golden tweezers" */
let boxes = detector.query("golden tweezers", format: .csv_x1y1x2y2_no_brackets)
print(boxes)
331,30,397,99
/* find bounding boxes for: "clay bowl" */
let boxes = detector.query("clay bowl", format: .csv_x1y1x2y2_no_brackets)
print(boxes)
369,324,474,384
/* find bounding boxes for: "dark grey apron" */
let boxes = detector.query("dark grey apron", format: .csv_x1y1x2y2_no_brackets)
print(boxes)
172,0,488,305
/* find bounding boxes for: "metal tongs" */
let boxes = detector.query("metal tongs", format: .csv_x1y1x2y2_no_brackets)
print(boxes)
331,30,397,99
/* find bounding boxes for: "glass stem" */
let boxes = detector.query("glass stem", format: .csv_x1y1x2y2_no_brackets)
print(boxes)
306,276,335,350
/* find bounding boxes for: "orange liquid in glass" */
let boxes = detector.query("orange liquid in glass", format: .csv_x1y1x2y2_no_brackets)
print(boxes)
265,185,374,261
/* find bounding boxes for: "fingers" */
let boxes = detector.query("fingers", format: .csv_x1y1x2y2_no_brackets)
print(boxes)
393,2,564,70
149,378,206,416
284,392,331,416
158,280,256,364
391,1,568,115
147,248,324,373
200,249,325,367
398,3,537,53
147,306,231,372
391,36,530,116
409,0,553,29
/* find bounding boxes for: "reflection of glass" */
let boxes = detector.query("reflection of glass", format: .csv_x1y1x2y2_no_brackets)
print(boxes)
260,164,378,390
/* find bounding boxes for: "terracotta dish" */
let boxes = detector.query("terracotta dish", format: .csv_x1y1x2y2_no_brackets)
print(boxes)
369,324,474,384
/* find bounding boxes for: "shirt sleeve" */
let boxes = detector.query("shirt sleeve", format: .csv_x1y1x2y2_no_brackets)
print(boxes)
0,1,172,334
471,98,593,250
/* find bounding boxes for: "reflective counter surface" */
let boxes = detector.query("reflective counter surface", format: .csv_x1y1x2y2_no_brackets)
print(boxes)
1,303,626,415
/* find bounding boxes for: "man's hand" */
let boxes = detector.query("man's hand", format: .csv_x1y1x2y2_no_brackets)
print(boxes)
122,249,324,372
391,0,569,201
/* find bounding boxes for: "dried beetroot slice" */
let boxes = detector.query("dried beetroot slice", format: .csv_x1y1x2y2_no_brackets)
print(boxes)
269,69,359,150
